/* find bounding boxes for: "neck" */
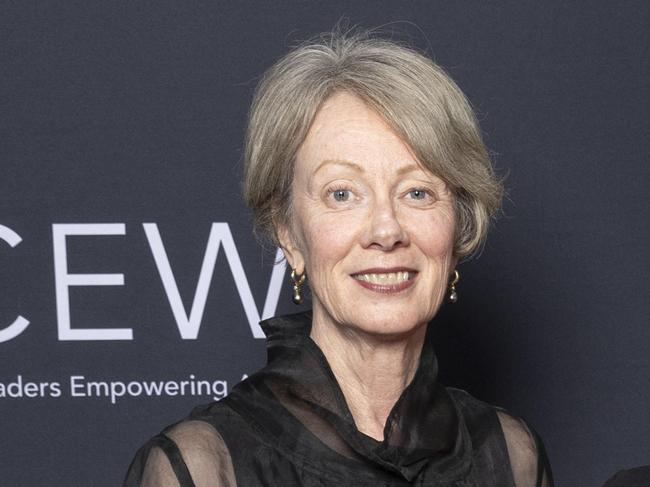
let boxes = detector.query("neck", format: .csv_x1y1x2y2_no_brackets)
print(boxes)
309,309,427,441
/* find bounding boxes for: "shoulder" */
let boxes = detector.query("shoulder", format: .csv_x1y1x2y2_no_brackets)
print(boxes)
494,410,539,483
447,387,539,455
447,387,536,461
164,419,230,463
446,387,503,427
446,388,553,487
125,413,237,487
163,419,236,485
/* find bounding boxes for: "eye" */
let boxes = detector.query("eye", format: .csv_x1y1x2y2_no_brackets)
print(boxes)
408,189,428,200
323,183,359,207
330,189,351,202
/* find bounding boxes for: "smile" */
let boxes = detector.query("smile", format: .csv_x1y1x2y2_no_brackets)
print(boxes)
351,269,417,294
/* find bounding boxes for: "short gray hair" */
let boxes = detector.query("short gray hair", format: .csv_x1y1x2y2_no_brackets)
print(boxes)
243,29,503,259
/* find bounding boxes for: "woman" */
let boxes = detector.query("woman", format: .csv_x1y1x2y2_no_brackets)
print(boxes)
125,30,554,486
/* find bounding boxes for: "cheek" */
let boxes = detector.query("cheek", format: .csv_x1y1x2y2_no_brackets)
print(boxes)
298,211,361,279
406,206,456,258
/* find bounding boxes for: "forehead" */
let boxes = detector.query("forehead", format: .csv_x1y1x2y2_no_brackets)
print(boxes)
296,91,421,173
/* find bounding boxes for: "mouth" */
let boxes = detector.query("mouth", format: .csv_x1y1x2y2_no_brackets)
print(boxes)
350,268,417,294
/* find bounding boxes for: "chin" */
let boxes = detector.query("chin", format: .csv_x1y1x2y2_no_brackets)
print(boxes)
345,308,428,339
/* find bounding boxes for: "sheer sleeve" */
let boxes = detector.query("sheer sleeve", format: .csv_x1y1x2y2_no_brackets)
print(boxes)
496,410,554,487
123,420,237,487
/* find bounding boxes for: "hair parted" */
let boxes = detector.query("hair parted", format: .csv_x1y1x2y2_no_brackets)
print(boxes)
242,27,503,259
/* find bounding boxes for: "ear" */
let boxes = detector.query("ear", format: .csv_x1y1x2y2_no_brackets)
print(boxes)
276,222,306,276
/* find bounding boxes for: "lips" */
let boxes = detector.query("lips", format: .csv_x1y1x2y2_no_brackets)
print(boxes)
350,267,417,293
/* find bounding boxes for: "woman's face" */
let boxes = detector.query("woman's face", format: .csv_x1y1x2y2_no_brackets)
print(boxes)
280,91,457,337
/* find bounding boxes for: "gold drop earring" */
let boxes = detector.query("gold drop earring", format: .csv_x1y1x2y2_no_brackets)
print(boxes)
291,269,306,305
448,269,460,303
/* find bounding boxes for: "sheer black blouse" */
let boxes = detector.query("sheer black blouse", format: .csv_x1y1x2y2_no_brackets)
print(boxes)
124,312,554,486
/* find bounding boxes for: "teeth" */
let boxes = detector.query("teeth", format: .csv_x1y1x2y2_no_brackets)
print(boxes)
353,272,412,284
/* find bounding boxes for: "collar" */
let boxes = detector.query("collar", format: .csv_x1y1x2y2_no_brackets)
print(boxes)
255,311,471,482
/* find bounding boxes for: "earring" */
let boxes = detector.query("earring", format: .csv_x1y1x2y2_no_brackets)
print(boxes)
448,269,460,303
290,269,306,305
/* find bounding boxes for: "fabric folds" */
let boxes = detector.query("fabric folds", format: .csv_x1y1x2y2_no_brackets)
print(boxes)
124,311,554,486
247,311,470,482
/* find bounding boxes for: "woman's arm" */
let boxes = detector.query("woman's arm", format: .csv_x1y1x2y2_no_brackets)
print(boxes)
138,444,182,487
124,420,236,487
497,410,554,487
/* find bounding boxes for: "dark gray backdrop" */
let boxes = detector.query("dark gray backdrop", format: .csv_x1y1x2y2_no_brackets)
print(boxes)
1,2,648,486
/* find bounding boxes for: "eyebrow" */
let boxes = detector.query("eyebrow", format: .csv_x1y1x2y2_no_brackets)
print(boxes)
313,159,365,175
395,164,424,177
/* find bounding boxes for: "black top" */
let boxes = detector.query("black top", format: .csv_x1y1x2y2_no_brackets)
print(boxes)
124,312,554,486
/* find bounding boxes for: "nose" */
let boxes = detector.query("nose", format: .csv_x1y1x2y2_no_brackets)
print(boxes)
361,197,409,251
